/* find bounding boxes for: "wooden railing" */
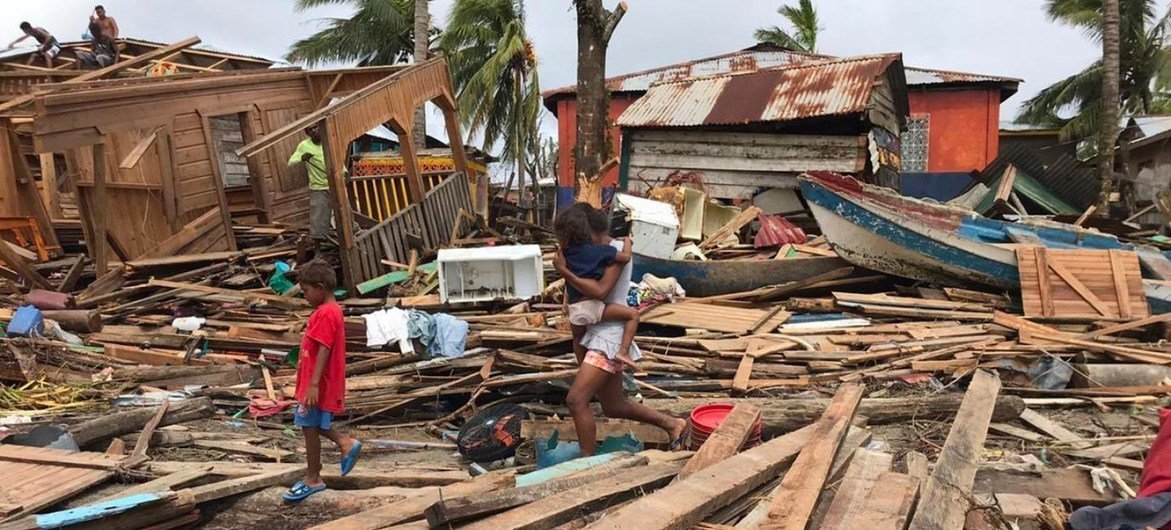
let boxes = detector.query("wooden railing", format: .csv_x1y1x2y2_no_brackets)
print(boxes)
349,173,472,285
347,172,450,222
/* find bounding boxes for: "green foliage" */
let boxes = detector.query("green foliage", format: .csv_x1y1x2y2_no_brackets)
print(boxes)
754,0,821,53
1017,0,1171,142
440,0,541,169
286,0,428,67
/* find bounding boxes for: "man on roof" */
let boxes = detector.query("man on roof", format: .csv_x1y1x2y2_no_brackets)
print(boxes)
76,22,118,69
7,23,61,68
90,5,119,39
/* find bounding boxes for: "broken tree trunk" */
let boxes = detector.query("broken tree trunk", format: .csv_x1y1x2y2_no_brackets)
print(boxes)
69,397,215,447
646,395,1024,437
573,0,628,206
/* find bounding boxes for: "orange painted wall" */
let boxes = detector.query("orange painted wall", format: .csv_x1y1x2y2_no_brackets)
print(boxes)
555,94,637,189
908,89,1001,173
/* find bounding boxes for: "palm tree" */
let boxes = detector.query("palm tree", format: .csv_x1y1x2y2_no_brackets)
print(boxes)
1100,0,1122,211
286,0,417,67
440,0,541,207
755,0,821,53
1016,0,1171,143
413,0,430,149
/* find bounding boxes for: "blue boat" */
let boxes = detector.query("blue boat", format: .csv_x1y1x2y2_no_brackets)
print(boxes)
799,171,1171,311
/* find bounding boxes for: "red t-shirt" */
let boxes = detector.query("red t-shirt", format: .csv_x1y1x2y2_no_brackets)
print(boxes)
295,301,347,413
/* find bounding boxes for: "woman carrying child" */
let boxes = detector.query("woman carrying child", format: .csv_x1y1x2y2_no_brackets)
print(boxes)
552,203,688,456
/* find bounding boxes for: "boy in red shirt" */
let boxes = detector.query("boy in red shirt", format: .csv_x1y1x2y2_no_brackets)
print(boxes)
283,260,362,503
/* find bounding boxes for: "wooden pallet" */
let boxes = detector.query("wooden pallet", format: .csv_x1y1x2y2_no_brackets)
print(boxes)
1016,247,1148,320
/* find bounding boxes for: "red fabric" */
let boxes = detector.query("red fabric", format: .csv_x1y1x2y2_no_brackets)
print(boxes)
295,301,347,414
1139,408,1171,497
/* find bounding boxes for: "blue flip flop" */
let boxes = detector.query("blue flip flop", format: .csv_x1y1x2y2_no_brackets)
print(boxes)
669,425,691,452
340,441,363,476
282,480,327,503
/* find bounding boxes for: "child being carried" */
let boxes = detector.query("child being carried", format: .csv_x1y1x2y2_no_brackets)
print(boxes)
554,207,640,370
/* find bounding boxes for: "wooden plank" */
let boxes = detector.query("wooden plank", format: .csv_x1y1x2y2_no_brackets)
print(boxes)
307,471,518,530
187,468,303,504
677,404,760,480
1109,249,1132,319
146,279,307,309
1045,257,1112,316
581,386,863,530
852,472,920,530
1085,312,1171,338
460,462,682,530
1063,441,1146,460
699,206,762,250
96,467,212,503
0,38,202,114
988,423,1047,443
0,446,125,470
0,238,52,290
732,353,755,394
908,369,1001,530
758,383,865,530
819,449,894,530
1035,247,1053,317
1018,408,1091,450
119,126,162,169
973,467,1114,504
127,400,170,465
424,454,648,526
91,143,110,274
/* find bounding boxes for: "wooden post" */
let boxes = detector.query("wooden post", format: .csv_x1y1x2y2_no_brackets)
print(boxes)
238,110,273,224
91,142,110,275
38,154,59,219
198,113,238,251
395,118,425,204
321,117,359,291
155,129,180,231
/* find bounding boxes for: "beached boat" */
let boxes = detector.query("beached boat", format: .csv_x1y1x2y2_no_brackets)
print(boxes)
631,252,850,298
798,171,1171,310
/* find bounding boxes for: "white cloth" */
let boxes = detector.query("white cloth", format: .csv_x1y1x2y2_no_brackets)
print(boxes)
363,308,413,353
580,239,642,362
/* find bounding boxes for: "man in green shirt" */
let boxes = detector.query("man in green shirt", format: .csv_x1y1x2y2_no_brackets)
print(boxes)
289,126,331,241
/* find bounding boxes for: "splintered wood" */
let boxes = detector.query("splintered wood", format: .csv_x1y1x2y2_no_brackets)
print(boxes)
641,302,791,333
1016,247,1147,319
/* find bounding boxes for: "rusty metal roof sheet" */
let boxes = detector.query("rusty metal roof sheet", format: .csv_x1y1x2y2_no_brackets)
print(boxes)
903,67,1022,86
542,44,1019,104
617,54,901,128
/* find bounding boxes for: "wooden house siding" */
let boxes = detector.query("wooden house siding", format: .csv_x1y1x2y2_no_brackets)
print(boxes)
623,130,868,199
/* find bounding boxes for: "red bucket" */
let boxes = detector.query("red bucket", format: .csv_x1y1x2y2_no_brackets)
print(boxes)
688,404,763,451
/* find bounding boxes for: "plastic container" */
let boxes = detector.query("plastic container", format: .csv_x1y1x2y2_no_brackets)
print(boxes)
172,317,206,332
268,261,295,295
613,194,680,260
689,403,763,451
438,245,544,304
6,306,43,337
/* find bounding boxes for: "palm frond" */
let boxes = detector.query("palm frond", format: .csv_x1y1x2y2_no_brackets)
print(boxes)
754,27,808,52
286,0,415,67
755,1,820,52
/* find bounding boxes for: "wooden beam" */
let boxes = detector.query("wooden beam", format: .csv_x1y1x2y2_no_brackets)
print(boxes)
820,449,894,530
758,383,865,530
0,37,201,114
306,471,518,530
1018,408,1092,450
851,472,920,530
677,404,760,480
397,118,425,204
1046,257,1112,317
118,126,161,169
425,454,649,527
461,462,683,530
1085,311,1171,338
0,238,52,290
91,142,110,275
582,385,863,530
1109,249,1132,319
198,112,237,251
187,468,303,504
908,369,1001,530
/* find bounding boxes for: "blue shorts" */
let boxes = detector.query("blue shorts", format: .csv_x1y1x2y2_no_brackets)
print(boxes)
294,405,333,430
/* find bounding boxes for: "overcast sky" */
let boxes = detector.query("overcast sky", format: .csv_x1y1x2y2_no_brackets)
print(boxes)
0,0,1140,145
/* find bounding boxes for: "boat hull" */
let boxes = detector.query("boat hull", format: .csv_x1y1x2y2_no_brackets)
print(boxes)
631,253,850,298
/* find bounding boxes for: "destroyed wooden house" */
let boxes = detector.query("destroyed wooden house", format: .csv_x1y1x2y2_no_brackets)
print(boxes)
0,37,277,262
0,43,480,291
615,54,909,201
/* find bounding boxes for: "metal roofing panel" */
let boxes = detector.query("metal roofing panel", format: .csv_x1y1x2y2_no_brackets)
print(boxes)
618,54,897,128
903,67,1022,85
542,45,1018,102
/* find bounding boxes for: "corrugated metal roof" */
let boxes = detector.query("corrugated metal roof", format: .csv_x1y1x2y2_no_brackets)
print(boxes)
542,44,1019,103
617,54,900,128
903,67,1022,86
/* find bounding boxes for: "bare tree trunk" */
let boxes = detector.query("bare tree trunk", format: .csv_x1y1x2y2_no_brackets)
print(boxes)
513,68,528,214
573,0,627,207
1098,0,1121,215
413,0,429,150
